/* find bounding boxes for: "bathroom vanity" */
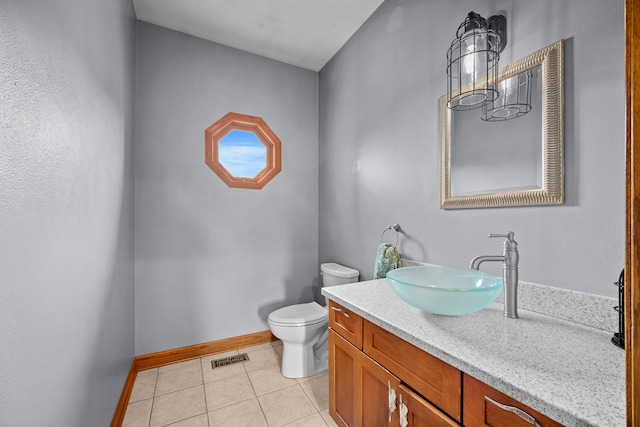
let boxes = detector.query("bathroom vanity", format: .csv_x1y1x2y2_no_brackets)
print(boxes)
323,279,625,427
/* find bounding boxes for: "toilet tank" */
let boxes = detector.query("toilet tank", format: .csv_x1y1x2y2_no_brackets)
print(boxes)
321,263,359,287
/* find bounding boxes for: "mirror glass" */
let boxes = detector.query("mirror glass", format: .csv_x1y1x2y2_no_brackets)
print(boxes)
451,66,542,196
440,40,564,209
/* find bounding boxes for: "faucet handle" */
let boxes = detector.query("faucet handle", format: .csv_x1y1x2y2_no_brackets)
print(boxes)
489,232,515,242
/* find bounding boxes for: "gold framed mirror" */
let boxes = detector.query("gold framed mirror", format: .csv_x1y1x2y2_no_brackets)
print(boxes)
440,39,564,209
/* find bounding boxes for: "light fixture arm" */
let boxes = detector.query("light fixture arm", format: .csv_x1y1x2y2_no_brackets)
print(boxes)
488,15,507,53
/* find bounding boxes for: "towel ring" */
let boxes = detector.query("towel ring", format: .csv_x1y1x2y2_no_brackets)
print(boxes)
380,224,401,247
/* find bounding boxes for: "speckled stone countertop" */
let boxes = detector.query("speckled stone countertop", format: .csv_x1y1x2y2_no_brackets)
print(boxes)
322,279,625,427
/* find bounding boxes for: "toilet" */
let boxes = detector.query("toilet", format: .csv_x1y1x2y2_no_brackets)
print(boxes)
268,263,359,378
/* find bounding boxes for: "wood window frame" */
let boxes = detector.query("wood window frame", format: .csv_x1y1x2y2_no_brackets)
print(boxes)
205,112,281,189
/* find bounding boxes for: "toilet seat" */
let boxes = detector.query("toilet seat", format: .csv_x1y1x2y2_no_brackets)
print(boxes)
268,302,328,327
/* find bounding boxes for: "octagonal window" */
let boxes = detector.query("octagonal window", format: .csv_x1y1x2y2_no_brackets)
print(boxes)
205,112,281,189
218,130,267,178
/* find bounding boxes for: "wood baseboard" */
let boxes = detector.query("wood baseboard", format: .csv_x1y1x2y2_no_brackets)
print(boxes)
110,330,277,427
110,360,138,427
135,330,276,371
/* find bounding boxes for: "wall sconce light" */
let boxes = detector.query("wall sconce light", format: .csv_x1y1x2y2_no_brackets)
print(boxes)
447,12,506,111
481,70,533,121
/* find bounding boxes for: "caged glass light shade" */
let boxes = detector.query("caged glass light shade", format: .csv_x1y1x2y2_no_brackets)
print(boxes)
447,12,503,111
481,70,533,121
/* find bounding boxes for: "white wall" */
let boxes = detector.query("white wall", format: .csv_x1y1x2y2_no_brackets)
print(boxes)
319,0,625,297
135,23,319,355
0,0,136,425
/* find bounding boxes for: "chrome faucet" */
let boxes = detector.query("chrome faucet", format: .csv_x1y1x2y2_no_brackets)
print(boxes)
469,232,519,319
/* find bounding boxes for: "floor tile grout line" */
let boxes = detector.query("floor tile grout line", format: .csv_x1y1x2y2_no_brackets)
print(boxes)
156,413,207,427
254,396,271,427
202,358,260,417
153,364,205,398
151,382,207,426
259,383,316,427
148,368,159,427
240,357,271,425
298,382,319,414
199,356,212,427
248,343,293,427
208,395,258,414
299,383,317,412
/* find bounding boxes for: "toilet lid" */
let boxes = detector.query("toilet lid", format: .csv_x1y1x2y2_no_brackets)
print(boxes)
268,302,328,326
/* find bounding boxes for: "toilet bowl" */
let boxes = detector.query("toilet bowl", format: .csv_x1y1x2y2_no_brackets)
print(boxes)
267,263,359,378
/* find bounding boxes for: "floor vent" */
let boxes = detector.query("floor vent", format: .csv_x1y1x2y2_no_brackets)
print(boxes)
211,353,249,369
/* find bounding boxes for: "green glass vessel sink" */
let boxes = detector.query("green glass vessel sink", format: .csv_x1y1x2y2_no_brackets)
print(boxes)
386,266,503,315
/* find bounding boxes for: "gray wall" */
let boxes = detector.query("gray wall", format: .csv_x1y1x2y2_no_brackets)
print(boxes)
135,23,319,355
319,0,625,297
0,0,136,425
0,2,624,423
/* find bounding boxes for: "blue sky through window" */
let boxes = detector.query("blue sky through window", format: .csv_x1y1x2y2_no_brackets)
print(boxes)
218,130,267,178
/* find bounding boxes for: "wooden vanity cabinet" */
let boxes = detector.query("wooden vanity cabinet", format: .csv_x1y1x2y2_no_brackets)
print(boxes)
329,302,461,427
328,300,565,427
463,375,563,427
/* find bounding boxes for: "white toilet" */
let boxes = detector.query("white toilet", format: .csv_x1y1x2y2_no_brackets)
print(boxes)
268,263,359,378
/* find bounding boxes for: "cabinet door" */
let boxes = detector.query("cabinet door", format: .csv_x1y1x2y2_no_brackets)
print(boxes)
360,348,400,427
463,375,564,427
330,329,400,427
330,329,362,427
398,384,461,427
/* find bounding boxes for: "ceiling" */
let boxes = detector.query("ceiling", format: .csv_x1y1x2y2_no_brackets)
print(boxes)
132,0,385,72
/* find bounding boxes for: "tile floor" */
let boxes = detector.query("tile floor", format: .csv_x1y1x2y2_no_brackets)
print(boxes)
122,341,339,427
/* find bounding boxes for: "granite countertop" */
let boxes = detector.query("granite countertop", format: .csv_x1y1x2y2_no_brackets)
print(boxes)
322,279,625,427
